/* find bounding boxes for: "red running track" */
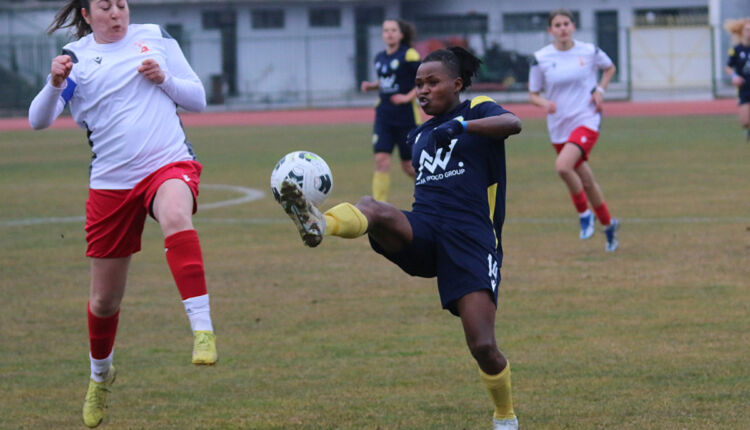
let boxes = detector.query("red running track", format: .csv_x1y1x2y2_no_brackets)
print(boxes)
2,98,738,131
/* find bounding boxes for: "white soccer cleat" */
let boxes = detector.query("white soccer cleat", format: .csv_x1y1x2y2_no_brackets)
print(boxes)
493,417,519,430
579,211,595,239
604,218,620,252
279,178,326,247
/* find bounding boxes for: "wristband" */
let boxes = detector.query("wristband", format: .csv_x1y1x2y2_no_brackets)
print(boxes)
459,120,468,131
595,85,605,94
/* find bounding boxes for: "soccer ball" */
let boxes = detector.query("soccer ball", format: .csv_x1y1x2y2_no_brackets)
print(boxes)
270,151,333,206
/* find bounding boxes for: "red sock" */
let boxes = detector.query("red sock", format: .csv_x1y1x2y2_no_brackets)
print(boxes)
593,203,612,226
570,190,588,214
88,303,119,360
165,229,207,300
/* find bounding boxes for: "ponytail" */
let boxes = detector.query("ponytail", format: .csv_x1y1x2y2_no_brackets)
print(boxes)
47,0,92,39
422,46,483,91
396,19,416,47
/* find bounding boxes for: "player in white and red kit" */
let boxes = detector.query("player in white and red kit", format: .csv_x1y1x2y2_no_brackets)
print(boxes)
29,0,215,426
528,8,620,252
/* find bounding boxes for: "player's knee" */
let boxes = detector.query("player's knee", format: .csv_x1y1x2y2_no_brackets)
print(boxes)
357,196,396,225
555,161,574,177
157,209,191,232
467,338,498,362
89,296,119,317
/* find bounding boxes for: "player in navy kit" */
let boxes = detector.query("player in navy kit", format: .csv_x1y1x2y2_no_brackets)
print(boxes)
29,0,215,426
724,17,750,141
279,47,522,430
361,19,422,202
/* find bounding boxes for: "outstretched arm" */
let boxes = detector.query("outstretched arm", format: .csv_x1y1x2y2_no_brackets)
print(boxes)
465,112,522,139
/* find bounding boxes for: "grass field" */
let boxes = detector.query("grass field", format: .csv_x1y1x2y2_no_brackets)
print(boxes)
1,112,749,429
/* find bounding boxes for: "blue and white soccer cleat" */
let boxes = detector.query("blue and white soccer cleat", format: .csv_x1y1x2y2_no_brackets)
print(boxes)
279,178,326,247
579,211,595,239
604,218,620,252
493,417,519,430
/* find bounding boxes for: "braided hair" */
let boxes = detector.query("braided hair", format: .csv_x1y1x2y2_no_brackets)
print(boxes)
422,46,482,92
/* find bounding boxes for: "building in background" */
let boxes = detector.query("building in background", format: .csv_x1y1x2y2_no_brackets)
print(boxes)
1,0,749,113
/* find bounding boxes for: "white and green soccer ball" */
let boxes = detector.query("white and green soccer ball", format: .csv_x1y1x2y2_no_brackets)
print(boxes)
270,150,333,206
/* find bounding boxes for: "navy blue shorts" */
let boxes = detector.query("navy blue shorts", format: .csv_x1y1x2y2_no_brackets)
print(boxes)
739,89,750,105
369,211,500,316
373,120,414,161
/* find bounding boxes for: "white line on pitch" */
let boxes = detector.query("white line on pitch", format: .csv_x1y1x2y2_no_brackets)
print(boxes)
1,184,265,227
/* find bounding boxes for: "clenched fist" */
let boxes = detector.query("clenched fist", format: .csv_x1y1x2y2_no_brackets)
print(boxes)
50,55,73,88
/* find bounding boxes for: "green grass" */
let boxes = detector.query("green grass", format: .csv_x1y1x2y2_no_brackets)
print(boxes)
1,113,749,429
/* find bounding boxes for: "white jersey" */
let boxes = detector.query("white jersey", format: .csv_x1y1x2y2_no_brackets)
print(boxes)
29,24,206,189
528,40,613,143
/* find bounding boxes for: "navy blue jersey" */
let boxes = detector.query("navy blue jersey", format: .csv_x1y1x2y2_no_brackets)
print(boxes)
728,43,750,92
408,96,511,261
374,44,421,127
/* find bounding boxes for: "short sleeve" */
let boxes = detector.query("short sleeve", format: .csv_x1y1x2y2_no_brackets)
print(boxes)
594,46,614,69
528,56,544,92
405,47,421,62
727,47,737,68
469,96,510,119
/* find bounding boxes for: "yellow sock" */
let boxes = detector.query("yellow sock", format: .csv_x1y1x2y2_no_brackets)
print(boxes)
372,171,390,202
479,363,516,420
324,203,368,238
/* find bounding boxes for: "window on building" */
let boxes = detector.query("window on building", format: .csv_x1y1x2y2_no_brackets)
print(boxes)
309,8,341,28
164,24,184,48
414,14,488,36
503,11,580,32
634,7,708,27
202,10,236,30
252,9,284,29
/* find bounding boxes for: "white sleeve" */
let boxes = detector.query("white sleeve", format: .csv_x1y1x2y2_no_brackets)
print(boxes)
528,56,544,93
157,38,206,112
28,79,66,130
594,46,614,69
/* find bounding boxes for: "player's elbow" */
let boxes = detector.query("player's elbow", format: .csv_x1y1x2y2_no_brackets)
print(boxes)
506,115,522,135
29,116,50,130
193,97,207,113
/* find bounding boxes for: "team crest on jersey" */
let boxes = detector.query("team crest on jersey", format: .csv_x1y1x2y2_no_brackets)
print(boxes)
390,59,400,70
135,41,151,53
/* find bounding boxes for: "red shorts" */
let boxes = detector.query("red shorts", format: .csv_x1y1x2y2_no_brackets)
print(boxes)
552,126,599,168
85,161,202,258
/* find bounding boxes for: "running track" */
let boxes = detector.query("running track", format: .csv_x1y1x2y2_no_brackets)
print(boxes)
1,98,737,131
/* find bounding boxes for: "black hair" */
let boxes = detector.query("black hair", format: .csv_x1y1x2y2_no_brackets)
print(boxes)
395,19,416,47
548,8,575,27
422,46,482,92
47,0,92,39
